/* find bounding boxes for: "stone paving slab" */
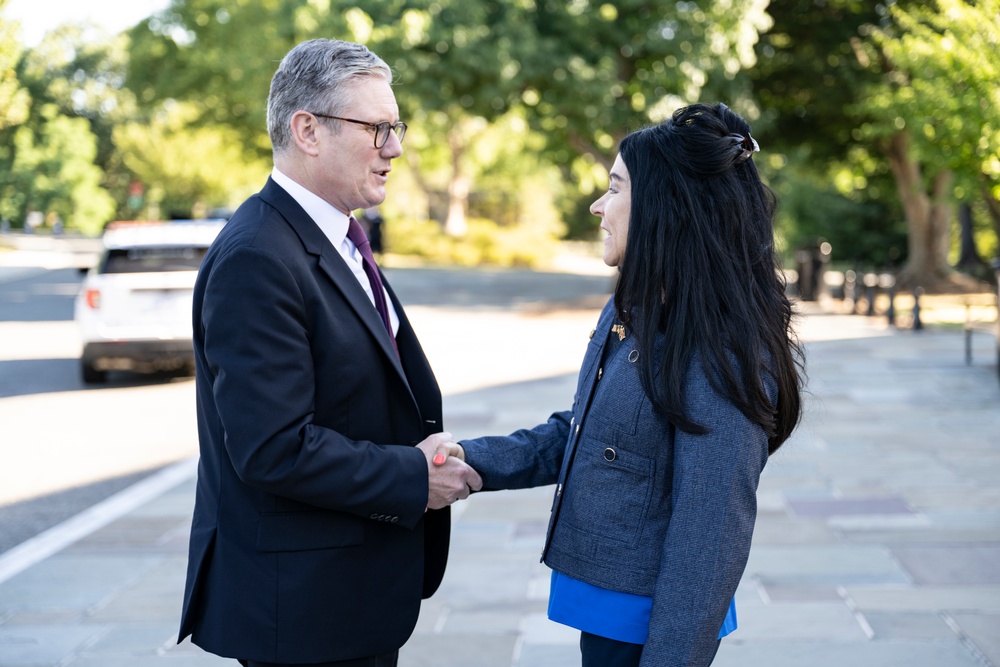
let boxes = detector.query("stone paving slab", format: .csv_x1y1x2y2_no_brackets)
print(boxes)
0,625,110,666
949,611,1000,665
713,638,986,667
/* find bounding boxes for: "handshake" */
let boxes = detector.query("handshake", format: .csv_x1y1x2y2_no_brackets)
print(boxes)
417,433,482,510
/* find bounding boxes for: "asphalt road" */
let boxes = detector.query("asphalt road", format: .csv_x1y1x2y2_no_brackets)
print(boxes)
0,266,202,553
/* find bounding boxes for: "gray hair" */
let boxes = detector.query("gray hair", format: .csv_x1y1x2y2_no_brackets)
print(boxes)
267,39,392,154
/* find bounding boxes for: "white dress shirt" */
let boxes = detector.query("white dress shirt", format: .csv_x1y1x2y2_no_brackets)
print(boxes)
270,168,399,336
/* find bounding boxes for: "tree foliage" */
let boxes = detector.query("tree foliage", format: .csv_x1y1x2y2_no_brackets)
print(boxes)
113,101,270,219
865,0,1000,277
865,0,999,195
128,0,349,157
0,0,29,131
125,0,773,238
0,23,119,232
515,0,771,169
5,0,995,278
1,105,115,234
752,0,999,286
850,0,1000,284
750,0,903,267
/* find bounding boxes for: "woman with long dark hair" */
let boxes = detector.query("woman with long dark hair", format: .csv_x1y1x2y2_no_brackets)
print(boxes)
448,102,804,666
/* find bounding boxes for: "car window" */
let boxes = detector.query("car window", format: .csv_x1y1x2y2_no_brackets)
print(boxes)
102,246,208,274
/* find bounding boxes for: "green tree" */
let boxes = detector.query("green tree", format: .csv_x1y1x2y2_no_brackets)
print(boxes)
126,1,773,241
127,0,345,156
751,0,905,268
863,0,1000,281
113,101,270,219
127,1,551,238
16,24,141,219
517,0,772,168
508,0,773,240
0,23,121,232
0,0,29,131
0,104,115,234
754,0,999,287
366,0,532,235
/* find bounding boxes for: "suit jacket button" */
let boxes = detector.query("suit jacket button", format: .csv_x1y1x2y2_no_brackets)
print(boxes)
603,447,617,462
370,513,379,520
391,516,399,523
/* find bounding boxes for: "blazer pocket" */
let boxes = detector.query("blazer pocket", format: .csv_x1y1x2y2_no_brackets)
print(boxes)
256,511,365,552
562,437,654,547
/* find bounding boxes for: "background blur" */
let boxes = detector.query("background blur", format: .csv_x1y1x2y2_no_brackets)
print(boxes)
0,0,998,292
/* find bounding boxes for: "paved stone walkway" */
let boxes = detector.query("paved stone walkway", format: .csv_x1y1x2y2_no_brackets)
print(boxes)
1,263,998,666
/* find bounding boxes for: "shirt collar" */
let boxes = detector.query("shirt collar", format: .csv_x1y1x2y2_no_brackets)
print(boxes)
270,167,350,247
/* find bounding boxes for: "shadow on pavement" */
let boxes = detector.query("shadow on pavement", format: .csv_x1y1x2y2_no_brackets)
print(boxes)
0,357,193,399
0,268,82,323
0,463,172,555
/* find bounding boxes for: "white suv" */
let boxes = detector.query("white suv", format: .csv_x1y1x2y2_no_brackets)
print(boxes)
74,220,226,383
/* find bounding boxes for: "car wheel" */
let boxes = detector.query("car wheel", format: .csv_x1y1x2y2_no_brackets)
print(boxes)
81,359,107,384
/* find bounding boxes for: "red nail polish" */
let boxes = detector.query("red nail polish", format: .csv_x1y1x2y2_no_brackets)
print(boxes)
433,454,445,465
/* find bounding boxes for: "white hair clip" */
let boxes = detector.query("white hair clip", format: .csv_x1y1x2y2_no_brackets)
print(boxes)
737,133,760,163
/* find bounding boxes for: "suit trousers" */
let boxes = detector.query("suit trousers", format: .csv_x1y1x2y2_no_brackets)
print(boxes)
238,652,398,667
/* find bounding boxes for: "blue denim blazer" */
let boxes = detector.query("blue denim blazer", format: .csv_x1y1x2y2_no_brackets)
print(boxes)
462,298,771,666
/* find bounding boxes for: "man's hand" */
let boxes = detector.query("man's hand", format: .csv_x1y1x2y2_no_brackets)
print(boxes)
417,433,481,510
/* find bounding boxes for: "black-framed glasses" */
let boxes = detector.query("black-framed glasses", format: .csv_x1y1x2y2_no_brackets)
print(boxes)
309,112,407,149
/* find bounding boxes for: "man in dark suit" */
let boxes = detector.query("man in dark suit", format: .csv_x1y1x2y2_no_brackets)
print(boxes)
178,39,482,667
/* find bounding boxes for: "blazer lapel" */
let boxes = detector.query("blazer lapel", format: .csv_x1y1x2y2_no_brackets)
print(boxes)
316,250,408,373
257,178,411,387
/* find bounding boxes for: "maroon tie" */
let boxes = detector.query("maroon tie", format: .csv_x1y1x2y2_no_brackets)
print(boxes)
346,216,398,355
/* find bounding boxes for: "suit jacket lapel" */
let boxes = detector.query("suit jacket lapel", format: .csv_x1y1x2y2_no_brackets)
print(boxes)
257,178,411,388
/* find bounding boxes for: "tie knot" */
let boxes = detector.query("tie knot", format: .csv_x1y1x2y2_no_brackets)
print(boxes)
347,216,370,249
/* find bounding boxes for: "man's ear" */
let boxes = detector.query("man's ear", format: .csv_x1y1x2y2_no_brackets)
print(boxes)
289,111,323,157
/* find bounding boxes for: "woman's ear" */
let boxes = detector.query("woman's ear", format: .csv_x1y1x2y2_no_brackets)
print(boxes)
289,111,322,157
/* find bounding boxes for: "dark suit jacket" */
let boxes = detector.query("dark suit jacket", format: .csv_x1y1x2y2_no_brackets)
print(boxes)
178,178,449,663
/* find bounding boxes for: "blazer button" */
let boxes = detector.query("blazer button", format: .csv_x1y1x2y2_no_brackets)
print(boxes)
603,447,617,462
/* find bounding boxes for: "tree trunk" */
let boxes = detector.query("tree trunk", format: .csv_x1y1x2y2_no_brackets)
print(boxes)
983,189,1000,262
883,131,953,287
444,126,469,237
403,151,438,223
956,202,985,269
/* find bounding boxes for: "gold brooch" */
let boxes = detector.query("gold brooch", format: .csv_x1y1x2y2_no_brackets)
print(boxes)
611,324,627,341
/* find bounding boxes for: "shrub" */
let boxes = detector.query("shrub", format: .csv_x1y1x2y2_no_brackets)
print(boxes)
384,216,557,268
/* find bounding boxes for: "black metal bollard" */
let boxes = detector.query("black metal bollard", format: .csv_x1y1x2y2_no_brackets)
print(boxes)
887,283,896,327
912,287,924,331
993,259,1000,384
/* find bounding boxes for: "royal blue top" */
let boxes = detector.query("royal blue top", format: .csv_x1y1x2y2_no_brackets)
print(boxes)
548,570,738,644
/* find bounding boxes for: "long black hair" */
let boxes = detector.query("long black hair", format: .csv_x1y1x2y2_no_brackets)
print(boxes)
615,102,803,454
